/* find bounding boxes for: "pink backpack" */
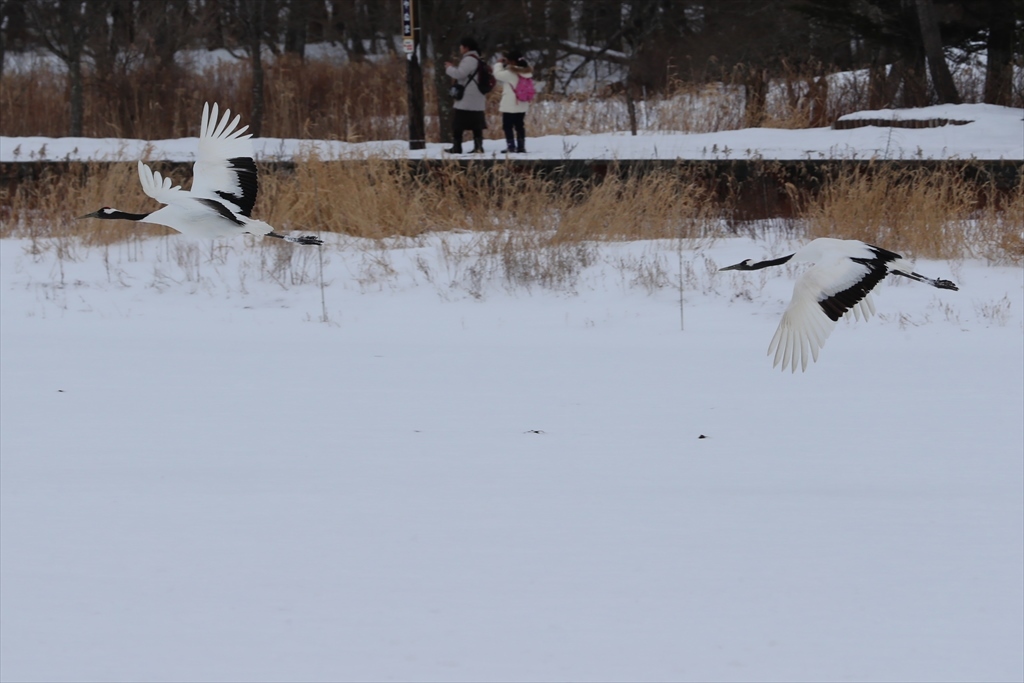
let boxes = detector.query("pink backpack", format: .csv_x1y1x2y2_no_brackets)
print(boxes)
514,75,536,103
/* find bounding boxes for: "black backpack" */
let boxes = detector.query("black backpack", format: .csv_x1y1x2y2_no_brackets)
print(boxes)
474,56,496,94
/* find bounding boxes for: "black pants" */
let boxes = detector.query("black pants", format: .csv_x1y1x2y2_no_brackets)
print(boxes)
502,112,526,151
452,109,487,151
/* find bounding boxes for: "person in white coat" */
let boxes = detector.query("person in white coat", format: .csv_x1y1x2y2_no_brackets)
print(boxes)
493,50,532,153
444,37,488,154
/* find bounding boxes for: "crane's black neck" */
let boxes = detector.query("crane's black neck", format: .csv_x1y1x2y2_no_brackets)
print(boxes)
743,254,794,270
101,209,152,221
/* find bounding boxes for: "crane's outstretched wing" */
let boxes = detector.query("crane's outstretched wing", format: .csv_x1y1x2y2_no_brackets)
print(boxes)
138,161,183,204
768,257,882,372
190,102,259,217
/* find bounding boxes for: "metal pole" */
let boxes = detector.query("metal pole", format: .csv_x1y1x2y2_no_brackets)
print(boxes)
403,0,426,150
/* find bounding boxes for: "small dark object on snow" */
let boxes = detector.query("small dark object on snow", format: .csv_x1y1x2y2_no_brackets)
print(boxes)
524,429,545,434
698,434,707,439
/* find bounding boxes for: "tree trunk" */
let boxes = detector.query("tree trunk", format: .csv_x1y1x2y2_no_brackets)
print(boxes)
28,0,94,136
419,0,465,143
205,0,227,49
868,46,890,110
61,0,87,137
983,0,1013,105
284,0,308,59
893,54,929,108
244,0,266,137
250,44,264,137
68,55,84,136
914,0,960,104
582,1,622,52
0,14,5,88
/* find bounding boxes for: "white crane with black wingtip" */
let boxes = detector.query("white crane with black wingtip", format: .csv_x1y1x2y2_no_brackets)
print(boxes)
719,237,959,372
80,102,321,246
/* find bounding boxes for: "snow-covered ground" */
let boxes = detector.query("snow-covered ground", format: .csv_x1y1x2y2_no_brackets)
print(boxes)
1,106,1023,682
2,103,1021,162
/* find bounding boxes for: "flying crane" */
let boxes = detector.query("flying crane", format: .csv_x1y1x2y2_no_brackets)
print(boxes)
719,238,959,372
81,102,321,246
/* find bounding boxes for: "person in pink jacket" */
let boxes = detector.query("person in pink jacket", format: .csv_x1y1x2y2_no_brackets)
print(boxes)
493,50,532,153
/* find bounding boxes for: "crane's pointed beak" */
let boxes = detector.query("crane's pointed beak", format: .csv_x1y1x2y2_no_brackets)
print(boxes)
77,211,100,220
719,261,746,271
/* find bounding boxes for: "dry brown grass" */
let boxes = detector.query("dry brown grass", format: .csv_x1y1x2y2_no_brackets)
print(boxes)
0,162,170,245
975,178,1024,263
800,164,1023,263
260,156,433,238
2,159,1020,267
266,160,719,241
259,157,570,238
2,54,743,140
555,169,716,241
4,53,1020,141
0,56,410,140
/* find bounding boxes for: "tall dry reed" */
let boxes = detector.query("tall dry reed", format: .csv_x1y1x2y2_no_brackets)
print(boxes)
799,164,1023,262
0,162,169,245
555,168,716,241
1,56,410,140
2,159,1019,266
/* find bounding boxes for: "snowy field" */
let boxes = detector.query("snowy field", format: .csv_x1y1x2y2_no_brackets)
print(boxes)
1,105,1023,682
2,103,1022,162
1,232,1022,683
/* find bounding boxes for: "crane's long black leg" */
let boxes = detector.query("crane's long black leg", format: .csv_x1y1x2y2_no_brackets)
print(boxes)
264,232,323,246
892,269,959,291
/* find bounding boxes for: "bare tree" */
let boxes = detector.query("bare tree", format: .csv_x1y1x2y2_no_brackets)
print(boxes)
331,0,400,61
0,0,14,83
240,0,268,136
915,0,960,103
24,0,112,136
799,0,931,108
982,0,1016,105
283,0,309,58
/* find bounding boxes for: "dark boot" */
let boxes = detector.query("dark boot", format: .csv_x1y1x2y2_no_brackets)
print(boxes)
515,140,526,153
446,130,464,153
471,133,485,153
504,136,516,153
